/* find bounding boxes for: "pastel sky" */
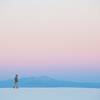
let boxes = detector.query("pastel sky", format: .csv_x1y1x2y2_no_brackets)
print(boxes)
0,0,100,82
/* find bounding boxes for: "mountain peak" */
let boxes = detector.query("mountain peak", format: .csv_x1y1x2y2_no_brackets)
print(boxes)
38,76,56,81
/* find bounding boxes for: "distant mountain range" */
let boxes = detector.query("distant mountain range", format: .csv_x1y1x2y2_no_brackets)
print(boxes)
0,76,100,88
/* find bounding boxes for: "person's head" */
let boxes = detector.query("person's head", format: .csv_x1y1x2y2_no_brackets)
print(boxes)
16,74,18,77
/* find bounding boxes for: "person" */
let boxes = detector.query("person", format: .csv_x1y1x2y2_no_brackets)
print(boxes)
13,74,19,88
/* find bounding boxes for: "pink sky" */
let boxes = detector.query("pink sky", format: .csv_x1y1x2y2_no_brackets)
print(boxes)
0,0,100,81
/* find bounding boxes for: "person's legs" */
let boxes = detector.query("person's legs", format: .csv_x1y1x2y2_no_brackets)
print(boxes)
16,82,18,88
13,82,18,88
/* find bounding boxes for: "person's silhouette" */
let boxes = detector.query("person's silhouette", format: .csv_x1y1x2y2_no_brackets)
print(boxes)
13,74,19,88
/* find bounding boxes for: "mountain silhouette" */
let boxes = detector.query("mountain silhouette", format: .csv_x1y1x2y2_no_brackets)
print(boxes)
0,76,100,88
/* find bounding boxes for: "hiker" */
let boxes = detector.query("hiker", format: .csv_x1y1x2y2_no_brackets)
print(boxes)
13,74,19,88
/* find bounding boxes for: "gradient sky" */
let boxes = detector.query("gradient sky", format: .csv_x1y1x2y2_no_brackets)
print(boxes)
0,0,100,82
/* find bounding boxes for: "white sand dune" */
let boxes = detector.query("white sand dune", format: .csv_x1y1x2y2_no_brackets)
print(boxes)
0,88,100,100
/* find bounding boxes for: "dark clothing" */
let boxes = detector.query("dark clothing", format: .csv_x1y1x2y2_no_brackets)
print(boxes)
14,75,19,88
15,77,18,83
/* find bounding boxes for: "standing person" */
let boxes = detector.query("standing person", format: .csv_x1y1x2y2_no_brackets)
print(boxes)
13,74,19,88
